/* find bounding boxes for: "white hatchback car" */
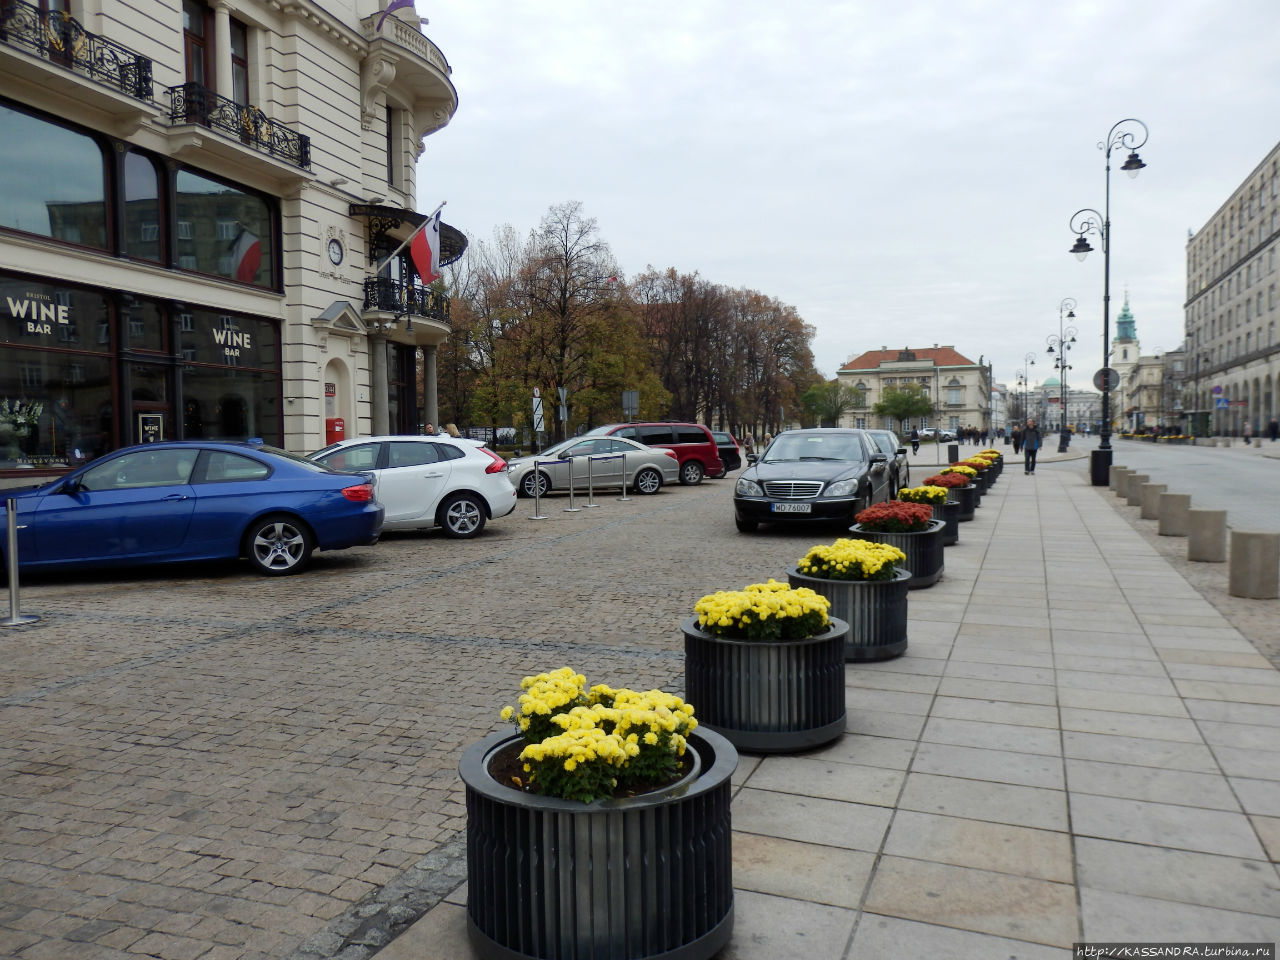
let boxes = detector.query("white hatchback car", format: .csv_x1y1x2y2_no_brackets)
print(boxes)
309,435,516,538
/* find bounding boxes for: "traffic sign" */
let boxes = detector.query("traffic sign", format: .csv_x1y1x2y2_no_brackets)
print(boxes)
1214,397,1229,409
532,391,545,431
1093,367,1120,391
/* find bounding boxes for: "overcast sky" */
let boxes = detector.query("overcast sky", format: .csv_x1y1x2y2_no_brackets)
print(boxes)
412,1,1280,389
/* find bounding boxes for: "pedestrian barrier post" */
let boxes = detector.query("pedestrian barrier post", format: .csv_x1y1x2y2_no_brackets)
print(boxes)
1158,493,1192,537
1125,475,1149,506
3,498,38,628
1187,509,1227,562
1113,467,1132,497
583,454,599,508
1108,465,1128,490
585,454,625,508
1228,531,1280,599
529,459,549,520
1139,483,1166,521
564,458,581,513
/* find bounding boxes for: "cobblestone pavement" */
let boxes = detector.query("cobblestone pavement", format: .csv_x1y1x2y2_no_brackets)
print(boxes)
0,474,831,960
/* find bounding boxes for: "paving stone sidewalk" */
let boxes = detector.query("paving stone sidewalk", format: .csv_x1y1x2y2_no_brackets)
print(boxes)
383,456,1280,959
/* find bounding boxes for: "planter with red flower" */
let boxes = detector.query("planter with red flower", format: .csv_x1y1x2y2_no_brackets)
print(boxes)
849,499,945,588
931,467,978,520
899,484,957,546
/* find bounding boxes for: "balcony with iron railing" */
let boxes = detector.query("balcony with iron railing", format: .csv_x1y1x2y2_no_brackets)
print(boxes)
363,276,450,330
166,82,311,171
0,0,153,102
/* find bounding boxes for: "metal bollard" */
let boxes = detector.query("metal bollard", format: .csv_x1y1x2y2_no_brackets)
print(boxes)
583,455,600,508
3,498,39,627
564,458,581,513
529,459,549,520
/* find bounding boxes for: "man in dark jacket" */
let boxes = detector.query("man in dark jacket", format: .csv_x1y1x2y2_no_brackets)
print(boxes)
1023,419,1043,475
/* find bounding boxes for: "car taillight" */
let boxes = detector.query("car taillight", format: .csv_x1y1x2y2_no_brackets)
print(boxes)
342,483,375,502
664,449,679,460
479,447,508,474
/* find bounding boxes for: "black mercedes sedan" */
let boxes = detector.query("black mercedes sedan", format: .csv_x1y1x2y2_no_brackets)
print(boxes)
732,429,894,533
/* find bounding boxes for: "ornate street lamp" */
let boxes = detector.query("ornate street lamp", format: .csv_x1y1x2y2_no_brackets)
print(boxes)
1017,352,1036,424
1068,118,1148,485
1047,297,1078,451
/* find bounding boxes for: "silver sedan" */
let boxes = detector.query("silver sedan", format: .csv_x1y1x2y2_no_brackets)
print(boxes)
507,436,679,497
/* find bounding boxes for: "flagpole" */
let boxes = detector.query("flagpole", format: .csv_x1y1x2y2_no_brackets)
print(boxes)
373,200,446,276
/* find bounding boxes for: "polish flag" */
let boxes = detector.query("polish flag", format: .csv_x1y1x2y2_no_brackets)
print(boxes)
376,0,417,31
229,227,262,284
409,211,441,285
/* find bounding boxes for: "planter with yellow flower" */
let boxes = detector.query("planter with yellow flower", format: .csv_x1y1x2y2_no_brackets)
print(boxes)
849,500,946,588
979,449,1004,479
899,484,957,545
683,581,847,752
956,458,993,494
461,668,737,960
935,466,978,519
787,538,910,661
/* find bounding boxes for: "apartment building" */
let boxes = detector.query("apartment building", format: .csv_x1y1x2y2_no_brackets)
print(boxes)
836,345,992,436
0,0,463,480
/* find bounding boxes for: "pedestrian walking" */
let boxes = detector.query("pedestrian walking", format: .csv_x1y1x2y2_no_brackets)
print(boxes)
1023,419,1043,475
910,428,920,455
1011,426,1023,456
1268,417,1279,442
1244,421,1253,445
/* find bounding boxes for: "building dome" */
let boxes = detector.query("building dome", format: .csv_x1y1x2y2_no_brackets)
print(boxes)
1041,377,1061,387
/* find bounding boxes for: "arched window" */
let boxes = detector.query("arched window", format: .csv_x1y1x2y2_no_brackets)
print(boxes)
174,169,274,287
124,151,162,263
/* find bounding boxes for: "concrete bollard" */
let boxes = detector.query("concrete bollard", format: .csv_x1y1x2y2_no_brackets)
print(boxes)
1158,493,1192,537
1187,509,1228,562
1125,475,1150,506
1229,531,1280,599
1114,467,1134,498
1139,483,1167,520
1109,465,1129,491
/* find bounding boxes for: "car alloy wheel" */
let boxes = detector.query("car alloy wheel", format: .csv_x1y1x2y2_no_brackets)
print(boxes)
439,493,486,539
679,461,704,485
246,515,313,575
634,467,662,495
520,471,549,498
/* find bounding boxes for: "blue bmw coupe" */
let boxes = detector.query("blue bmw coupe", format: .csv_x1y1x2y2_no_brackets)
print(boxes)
2,441,384,576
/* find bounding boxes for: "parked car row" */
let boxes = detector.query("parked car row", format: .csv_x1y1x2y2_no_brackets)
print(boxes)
1,422,751,578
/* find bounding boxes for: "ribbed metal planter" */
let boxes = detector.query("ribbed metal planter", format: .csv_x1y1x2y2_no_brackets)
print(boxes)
461,728,737,960
951,483,977,521
932,501,959,545
786,568,909,661
849,519,946,589
682,616,847,753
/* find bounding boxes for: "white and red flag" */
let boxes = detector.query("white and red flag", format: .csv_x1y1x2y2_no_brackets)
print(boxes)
408,210,441,285
229,227,262,284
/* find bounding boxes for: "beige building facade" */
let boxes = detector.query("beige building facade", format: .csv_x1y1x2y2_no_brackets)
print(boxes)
1,0,462,481
1184,139,1280,436
836,346,992,436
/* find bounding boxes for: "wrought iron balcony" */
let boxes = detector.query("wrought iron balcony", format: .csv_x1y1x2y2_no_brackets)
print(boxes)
0,0,153,101
363,276,450,326
166,82,310,170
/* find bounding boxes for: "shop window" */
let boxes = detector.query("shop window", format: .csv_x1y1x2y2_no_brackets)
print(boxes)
0,350,112,469
0,103,107,250
124,152,162,262
174,169,273,287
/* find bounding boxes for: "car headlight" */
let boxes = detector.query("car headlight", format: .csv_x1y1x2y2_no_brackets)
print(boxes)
823,478,859,498
735,477,763,496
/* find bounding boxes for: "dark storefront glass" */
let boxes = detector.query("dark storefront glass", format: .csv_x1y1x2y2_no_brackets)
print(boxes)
175,169,274,288
0,277,110,351
124,151,162,263
0,352,113,469
0,104,107,250
181,367,280,441
122,298,166,352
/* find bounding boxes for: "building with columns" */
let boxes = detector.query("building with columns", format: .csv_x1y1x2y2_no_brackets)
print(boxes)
1184,139,1280,436
1,0,464,481
836,345,991,436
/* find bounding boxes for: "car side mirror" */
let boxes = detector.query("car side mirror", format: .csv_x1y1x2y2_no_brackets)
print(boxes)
56,477,84,495
746,453,758,465
870,453,888,464
896,447,907,455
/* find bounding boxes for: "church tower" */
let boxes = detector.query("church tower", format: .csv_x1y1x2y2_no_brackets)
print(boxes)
1111,293,1141,430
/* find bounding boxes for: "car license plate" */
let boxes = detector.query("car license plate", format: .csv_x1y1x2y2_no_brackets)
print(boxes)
771,502,811,514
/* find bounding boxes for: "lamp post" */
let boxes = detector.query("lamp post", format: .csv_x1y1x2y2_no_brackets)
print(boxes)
1047,297,1078,452
1068,118,1148,486
1017,352,1036,425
